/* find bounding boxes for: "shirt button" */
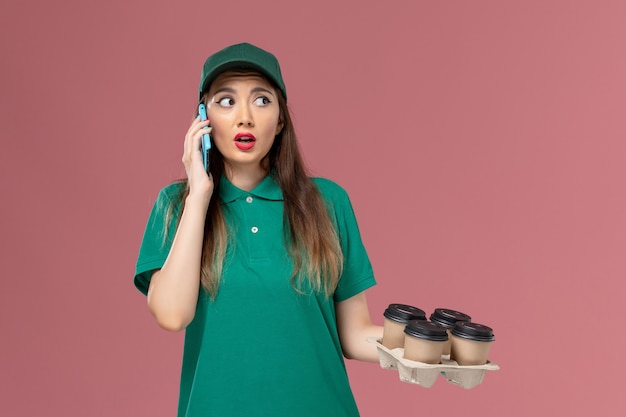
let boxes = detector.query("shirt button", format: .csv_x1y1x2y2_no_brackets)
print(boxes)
251,226,259,233
246,196,253,203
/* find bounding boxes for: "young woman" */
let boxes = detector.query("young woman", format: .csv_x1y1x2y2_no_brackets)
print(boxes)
134,42,383,417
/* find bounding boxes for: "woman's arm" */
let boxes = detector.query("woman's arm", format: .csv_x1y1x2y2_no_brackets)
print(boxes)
335,292,383,362
147,194,209,332
146,116,214,332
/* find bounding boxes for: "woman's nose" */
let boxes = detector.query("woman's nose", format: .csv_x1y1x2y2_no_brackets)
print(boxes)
236,104,254,127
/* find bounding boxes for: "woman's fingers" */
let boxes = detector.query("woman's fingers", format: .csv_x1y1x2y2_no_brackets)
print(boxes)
182,117,214,198
183,118,211,166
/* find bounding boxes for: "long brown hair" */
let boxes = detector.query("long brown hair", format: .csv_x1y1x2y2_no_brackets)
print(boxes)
167,72,343,300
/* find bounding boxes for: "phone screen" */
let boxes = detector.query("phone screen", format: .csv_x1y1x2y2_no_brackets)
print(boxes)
198,104,211,172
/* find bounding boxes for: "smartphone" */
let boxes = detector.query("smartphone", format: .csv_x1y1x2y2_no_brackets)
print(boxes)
198,103,212,172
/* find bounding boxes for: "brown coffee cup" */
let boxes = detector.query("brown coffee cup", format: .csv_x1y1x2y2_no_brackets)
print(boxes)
382,304,426,349
429,308,472,356
402,320,448,364
450,321,495,365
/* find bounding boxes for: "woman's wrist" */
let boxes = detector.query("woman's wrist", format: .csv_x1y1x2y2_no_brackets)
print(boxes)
185,191,211,209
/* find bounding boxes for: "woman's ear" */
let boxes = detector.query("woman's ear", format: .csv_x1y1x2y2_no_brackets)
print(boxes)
275,120,284,135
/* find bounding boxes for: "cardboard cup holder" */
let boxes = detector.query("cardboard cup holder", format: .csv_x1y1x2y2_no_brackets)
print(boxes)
367,337,500,389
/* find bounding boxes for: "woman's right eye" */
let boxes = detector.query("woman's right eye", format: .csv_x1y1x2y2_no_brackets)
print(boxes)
217,97,235,107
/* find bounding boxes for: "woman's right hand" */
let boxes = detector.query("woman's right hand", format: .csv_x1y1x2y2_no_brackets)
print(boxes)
149,115,213,331
183,115,214,201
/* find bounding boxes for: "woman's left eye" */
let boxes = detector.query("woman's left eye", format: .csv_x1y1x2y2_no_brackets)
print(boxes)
254,96,270,106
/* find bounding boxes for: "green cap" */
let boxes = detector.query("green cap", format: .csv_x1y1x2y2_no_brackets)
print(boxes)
198,42,287,101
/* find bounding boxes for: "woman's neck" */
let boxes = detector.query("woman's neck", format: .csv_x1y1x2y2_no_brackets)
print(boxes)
224,163,269,191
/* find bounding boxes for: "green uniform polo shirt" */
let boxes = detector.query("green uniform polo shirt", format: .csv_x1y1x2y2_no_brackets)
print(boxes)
134,175,375,417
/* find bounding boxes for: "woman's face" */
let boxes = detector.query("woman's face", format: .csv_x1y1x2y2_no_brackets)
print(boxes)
205,71,283,172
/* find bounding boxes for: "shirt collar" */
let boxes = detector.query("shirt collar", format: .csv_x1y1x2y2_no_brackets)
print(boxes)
219,174,284,203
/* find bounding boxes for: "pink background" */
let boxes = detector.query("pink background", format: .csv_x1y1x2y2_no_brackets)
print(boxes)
2,0,625,415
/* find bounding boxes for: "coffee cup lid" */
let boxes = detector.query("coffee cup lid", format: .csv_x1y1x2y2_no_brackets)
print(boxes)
404,320,449,342
429,308,472,328
383,304,426,323
451,321,495,342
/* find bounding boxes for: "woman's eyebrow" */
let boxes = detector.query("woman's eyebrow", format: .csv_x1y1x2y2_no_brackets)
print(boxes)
212,86,275,96
213,87,236,95
250,87,275,96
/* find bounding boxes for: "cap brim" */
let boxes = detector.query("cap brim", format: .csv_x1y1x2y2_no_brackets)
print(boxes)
199,60,277,98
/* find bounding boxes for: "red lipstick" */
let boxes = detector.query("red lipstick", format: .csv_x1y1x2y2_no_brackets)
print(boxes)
234,132,256,151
